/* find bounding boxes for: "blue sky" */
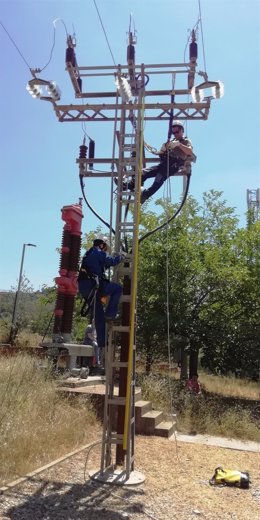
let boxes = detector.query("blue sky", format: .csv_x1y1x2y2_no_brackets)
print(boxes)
0,0,259,291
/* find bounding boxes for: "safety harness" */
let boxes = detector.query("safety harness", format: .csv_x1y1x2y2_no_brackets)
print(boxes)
78,263,110,317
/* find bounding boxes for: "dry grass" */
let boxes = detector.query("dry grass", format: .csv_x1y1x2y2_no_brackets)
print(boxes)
0,353,99,486
137,373,260,443
200,371,260,400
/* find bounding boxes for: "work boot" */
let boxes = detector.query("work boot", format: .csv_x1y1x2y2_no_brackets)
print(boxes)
140,189,149,204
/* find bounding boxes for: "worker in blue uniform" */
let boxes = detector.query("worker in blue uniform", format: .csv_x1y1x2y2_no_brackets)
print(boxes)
78,236,124,353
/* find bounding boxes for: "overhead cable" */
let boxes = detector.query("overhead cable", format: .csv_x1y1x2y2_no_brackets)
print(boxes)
198,0,207,75
79,174,116,235
139,174,191,245
92,0,117,67
0,20,31,71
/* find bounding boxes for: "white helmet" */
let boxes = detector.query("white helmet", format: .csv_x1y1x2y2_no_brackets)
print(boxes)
93,235,110,248
172,120,184,131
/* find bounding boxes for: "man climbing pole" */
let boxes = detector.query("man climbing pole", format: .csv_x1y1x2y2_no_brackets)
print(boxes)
78,236,125,357
115,120,194,204
140,120,194,203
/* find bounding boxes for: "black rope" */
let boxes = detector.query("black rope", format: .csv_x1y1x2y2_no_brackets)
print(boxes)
167,92,175,141
41,311,55,343
138,174,191,245
79,174,115,235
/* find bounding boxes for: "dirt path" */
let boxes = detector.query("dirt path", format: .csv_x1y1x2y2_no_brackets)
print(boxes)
0,436,259,520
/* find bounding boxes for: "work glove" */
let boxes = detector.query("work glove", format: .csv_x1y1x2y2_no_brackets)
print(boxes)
168,141,180,150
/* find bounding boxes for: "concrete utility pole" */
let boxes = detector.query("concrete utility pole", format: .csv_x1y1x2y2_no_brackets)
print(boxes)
26,24,223,485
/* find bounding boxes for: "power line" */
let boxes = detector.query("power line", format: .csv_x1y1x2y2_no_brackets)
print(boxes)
0,20,31,71
92,0,117,67
198,0,207,74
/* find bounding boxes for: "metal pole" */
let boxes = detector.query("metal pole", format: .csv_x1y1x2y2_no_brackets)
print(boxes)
9,243,37,344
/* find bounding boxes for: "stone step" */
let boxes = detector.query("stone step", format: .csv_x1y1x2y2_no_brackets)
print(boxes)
154,420,176,438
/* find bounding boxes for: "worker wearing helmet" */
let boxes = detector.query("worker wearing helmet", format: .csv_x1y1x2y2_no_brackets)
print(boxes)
140,121,194,203
78,236,124,354
116,121,194,203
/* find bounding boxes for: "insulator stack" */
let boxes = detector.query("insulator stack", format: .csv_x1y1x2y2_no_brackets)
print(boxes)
69,235,81,271
127,44,135,62
53,292,65,334
79,144,87,159
66,47,76,66
88,140,95,168
188,30,197,90
189,42,198,63
189,30,198,62
60,229,71,271
77,77,82,92
53,202,83,338
62,296,75,333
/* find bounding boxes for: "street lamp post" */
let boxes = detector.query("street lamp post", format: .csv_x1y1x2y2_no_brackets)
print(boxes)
9,243,37,344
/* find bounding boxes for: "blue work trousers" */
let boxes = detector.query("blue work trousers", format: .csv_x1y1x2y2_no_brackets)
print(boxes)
78,278,122,350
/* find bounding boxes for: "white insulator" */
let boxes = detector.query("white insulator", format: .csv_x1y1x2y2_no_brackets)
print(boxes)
115,75,132,103
26,83,42,99
212,80,224,99
47,81,61,101
191,86,204,103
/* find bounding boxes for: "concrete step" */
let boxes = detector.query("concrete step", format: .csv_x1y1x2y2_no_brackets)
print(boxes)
139,410,164,435
154,420,176,438
135,399,153,416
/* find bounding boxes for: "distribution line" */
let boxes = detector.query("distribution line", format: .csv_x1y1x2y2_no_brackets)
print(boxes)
92,0,117,67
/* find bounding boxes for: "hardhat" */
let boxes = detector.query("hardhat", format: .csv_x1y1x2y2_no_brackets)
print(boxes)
93,235,110,248
172,120,184,131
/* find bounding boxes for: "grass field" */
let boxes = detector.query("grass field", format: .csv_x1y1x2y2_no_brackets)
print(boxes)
0,353,98,486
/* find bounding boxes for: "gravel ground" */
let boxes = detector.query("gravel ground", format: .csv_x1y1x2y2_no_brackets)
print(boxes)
0,436,260,520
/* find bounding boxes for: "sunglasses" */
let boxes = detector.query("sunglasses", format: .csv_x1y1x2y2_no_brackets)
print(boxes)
172,129,182,134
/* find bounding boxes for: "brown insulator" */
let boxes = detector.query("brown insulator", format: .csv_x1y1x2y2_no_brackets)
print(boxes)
62,295,75,333
60,230,71,271
66,47,75,66
53,293,65,334
79,144,87,159
88,140,95,168
69,235,81,271
76,77,82,92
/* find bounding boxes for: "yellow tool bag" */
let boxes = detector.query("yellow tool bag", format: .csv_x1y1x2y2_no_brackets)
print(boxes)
209,467,250,488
